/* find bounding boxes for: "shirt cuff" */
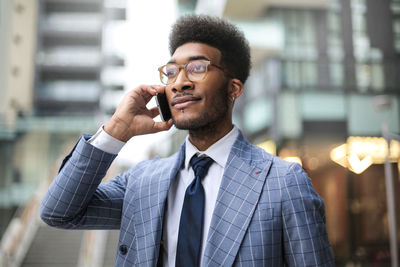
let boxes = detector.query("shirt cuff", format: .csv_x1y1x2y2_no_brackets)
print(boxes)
88,126,126,154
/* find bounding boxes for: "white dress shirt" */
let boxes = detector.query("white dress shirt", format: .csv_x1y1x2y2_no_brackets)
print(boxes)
88,126,239,266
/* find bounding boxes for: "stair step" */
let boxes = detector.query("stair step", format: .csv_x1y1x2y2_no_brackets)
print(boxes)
21,224,83,267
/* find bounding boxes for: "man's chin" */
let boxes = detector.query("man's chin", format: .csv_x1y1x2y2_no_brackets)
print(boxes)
172,112,190,129
173,116,205,130
173,119,194,130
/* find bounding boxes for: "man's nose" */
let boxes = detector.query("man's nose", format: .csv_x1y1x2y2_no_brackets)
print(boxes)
171,70,193,93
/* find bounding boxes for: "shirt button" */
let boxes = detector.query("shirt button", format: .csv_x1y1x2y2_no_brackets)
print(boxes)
119,244,128,255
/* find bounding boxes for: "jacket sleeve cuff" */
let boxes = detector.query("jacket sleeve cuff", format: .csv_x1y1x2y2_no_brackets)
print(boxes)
88,126,126,155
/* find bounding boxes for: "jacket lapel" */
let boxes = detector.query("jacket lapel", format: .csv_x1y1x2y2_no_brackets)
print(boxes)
203,132,273,266
133,143,185,266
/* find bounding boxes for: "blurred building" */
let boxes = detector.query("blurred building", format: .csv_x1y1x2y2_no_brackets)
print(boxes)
35,0,127,116
0,0,127,265
195,0,400,265
162,0,400,264
0,0,39,240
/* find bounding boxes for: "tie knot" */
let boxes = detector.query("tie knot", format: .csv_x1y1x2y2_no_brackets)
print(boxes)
190,155,213,180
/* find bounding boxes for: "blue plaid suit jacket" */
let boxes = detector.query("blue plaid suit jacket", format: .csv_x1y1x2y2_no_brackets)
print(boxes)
40,131,334,266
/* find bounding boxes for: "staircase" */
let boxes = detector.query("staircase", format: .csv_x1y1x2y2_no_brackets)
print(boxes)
0,180,120,267
21,223,120,267
21,223,83,267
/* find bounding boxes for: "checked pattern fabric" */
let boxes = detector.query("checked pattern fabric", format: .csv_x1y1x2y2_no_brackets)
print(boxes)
40,131,335,266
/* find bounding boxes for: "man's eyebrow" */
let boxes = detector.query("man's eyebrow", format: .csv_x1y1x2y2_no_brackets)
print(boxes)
188,55,210,61
167,55,210,64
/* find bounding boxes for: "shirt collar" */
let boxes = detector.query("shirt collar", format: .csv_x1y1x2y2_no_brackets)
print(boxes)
184,125,239,171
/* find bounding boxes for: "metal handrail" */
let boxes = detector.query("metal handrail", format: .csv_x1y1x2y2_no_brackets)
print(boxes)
0,180,49,267
382,123,400,267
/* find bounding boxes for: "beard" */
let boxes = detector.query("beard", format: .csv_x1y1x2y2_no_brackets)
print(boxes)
173,80,230,131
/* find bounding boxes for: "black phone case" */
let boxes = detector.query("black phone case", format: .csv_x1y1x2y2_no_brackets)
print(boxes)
156,93,172,122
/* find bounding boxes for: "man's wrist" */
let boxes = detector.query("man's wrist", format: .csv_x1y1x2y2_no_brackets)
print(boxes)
89,126,126,154
104,118,132,142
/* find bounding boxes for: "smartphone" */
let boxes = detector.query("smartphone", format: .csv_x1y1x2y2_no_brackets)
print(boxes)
155,93,172,122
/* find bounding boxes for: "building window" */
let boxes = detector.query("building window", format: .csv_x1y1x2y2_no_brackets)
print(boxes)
391,0,400,14
327,0,344,87
243,97,272,134
394,18,400,52
330,62,344,88
351,0,385,92
282,9,317,60
355,63,384,92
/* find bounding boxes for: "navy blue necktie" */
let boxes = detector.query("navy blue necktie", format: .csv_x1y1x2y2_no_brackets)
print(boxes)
176,155,213,267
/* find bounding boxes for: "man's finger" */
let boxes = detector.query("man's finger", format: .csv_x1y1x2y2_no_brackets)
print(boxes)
139,86,157,102
152,119,173,132
141,85,159,95
153,85,166,94
149,107,160,119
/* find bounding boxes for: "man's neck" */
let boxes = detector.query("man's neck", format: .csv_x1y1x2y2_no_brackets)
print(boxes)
188,121,234,151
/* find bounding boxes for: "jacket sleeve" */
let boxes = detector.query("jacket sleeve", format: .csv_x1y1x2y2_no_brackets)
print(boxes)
40,135,126,230
281,163,335,266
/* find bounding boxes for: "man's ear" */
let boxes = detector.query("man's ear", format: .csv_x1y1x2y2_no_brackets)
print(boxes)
230,78,244,102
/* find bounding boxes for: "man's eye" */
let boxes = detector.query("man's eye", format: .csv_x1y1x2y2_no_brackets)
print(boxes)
187,62,206,73
165,67,178,77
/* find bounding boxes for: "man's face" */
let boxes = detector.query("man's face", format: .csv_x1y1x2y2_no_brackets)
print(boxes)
165,42,231,131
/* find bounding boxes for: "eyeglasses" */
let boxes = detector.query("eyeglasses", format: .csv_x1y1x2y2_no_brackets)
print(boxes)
157,59,227,85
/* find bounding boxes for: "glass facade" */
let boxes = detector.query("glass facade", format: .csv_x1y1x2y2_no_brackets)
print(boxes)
232,0,400,265
0,0,128,245
393,0,400,53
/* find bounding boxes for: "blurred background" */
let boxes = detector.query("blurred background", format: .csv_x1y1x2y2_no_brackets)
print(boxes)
0,0,399,266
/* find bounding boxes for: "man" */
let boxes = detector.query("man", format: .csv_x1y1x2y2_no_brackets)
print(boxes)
40,15,334,266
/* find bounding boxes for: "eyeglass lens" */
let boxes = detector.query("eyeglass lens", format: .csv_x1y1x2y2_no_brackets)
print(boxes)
161,60,209,85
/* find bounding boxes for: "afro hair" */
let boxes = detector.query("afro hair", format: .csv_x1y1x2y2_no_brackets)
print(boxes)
169,15,251,84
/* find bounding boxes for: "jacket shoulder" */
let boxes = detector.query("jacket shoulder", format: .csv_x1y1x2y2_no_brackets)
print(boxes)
232,131,305,179
230,131,275,167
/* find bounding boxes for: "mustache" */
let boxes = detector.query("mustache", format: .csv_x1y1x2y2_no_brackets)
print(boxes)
172,92,196,99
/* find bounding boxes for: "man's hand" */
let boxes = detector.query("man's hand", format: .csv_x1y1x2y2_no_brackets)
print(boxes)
104,85,173,142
